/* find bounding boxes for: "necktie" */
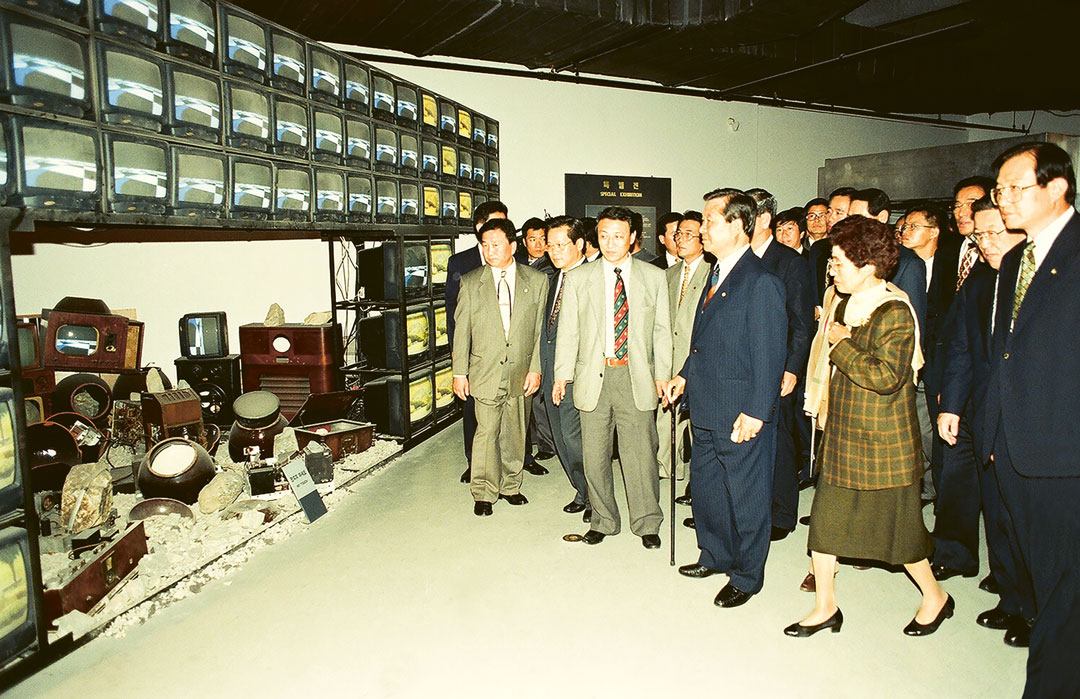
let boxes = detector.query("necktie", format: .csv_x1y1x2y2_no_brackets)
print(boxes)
955,240,978,292
678,263,692,308
1011,241,1036,326
702,264,721,308
498,270,512,338
548,271,565,330
613,267,628,359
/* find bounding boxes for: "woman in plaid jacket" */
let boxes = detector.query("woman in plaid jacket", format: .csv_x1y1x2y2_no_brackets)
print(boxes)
786,216,952,638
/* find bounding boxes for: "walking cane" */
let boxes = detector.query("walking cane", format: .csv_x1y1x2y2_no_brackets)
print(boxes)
669,397,679,566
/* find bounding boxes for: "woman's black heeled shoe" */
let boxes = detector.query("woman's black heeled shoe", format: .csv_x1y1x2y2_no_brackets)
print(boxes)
784,609,843,637
904,594,954,636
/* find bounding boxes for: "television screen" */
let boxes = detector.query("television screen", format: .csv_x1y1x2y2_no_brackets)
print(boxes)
16,120,98,208
420,92,437,131
433,303,449,349
487,120,498,150
430,242,451,288
98,0,160,46
374,127,396,171
439,100,455,134
421,140,438,175
270,30,304,91
179,311,227,357
16,322,40,370
474,191,486,208
101,48,164,130
275,166,310,216
408,371,434,426
345,118,370,164
359,304,429,370
315,169,344,217
372,74,393,115
312,110,343,159
399,133,418,171
274,98,308,153
4,21,88,117
169,68,221,139
227,83,269,146
458,149,471,181
422,184,439,220
473,115,486,145
434,360,453,410
173,148,225,213
362,372,431,437
309,46,340,102
457,108,471,140
396,84,417,123
223,10,267,77
0,528,36,664
355,241,428,301
347,174,371,218
457,190,472,223
231,159,271,212
0,119,7,194
440,144,456,179
0,391,12,490
343,61,368,110
489,159,499,187
108,138,167,211
400,181,418,218
375,177,396,217
472,155,485,184
167,0,216,62
440,186,457,220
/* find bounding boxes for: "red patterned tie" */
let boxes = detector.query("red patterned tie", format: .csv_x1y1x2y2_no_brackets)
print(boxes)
956,240,978,292
613,267,628,359
702,264,721,308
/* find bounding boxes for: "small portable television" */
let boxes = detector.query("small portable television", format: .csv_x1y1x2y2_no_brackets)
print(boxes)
359,303,431,370
225,82,270,151
374,126,397,173
166,66,221,143
489,159,500,189
438,98,456,136
311,108,343,163
474,191,487,209
432,300,449,354
163,0,216,67
98,46,165,132
178,311,227,358
0,525,41,667
0,16,90,119
43,297,144,373
95,0,161,49
457,190,472,225
440,186,458,225
440,144,456,183
457,107,471,145
399,132,418,173
106,135,168,214
399,180,419,223
0,388,18,512
434,359,454,415
374,176,397,224
273,96,308,157
344,117,370,167
15,317,42,371
273,164,311,221
347,174,372,223
11,117,99,211
342,59,369,113
472,154,486,186
170,146,225,217
221,6,267,83
422,183,439,225
363,370,433,438
458,149,472,182
429,241,452,292
395,82,417,126
371,71,394,122
472,114,486,147
7,0,84,25
487,119,499,152
314,169,345,223
419,90,438,134
269,28,304,95
420,139,438,179
308,44,341,106
229,156,271,219
356,241,429,301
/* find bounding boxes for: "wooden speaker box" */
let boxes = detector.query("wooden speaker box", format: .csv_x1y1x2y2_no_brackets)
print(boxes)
239,324,341,420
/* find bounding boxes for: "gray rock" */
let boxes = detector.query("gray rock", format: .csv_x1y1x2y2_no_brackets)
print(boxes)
303,311,332,325
273,427,299,464
264,303,286,326
197,471,244,514
61,463,113,534
145,367,167,394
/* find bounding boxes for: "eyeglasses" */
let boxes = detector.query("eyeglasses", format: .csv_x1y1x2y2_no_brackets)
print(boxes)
899,223,936,234
974,229,1008,242
547,241,576,252
990,183,1040,205
951,198,979,213
673,233,702,241
806,212,827,221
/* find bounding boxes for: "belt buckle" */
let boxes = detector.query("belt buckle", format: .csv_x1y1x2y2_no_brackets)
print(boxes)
605,357,628,366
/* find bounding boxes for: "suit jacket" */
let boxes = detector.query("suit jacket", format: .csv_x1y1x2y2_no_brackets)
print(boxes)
679,251,787,431
445,245,483,349
760,240,815,378
554,257,673,412
893,246,928,346
632,248,663,269
980,212,1080,477
939,262,995,453
923,235,962,394
540,261,587,385
451,263,548,400
666,258,711,381
808,238,831,303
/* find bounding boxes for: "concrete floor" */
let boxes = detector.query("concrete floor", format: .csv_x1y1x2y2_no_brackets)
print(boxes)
13,422,1027,698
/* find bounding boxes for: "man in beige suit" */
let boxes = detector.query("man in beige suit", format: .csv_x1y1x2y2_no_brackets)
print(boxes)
453,218,549,516
552,206,673,548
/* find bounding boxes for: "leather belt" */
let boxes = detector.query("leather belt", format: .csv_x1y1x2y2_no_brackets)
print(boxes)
604,357,629,366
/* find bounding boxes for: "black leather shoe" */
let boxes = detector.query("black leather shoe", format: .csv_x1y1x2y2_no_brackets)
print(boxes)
641,534,661,549
976,606,1013,630
979,575,1000,594
523,461,548,476
683,517,696,529
1004,617,1032,648
582,530,606,545
499,493,528,506
678,563,720,579
931,564,976,581
473,501,493,516
714,584,753,608
784,609,843,637
675,494,693,506
797,479,815,491
903,595,954,636
563,501,586,514
771,526,793,541
582,508,592,523
535,450,556,461
460,469,471,483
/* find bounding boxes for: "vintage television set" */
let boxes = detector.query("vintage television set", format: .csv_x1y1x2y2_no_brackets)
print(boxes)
308,44,340,107
472,114,486,148
162,0,216,67
370,70,394,123
344,116,369,168
273,163,311,222
105,134,168,214
458,148,471,183
419,89,437,135
374,176,397,224
429,241,451,294
398,179,418,224
42,300,144,372
421,183,439,225
173,353,240,425
342,59,368,113
358,303,430,370
6,0,85,25
225,81,270,151
472,153,486,186
0,526,43,668
457,189,472,226
0,387,24,513
311,108,343,163
362,369,433,438
10,117,99,211
269,28,304,95
165,65,221,142
238,323,340,420
433,358,453,415
98,45,165,132
373,125,397,174
438,97,456,137
487,119,499,153
355,240,429,302
474,191,487,209
14,317,53,417
456,107,471,146
178,310,227,357
95,0,160,48
220,5,266,83
229,156,271,219
489,158,499,190
0,16,90,119
395,81,417,127
314,168,345,223
439,143,456,184
346,173,371,223
419,138,438,180
272,95,308,157
399,131,418,173
432,300,449,356
0,118,8,205
440,185,457,226
169,145,224,216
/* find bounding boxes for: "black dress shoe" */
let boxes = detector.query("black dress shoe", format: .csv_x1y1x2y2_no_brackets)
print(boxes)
499,493,528,506
582,530,606,545
582,508,592,523
675,494,693,506
678,563,719,579
534,450,556,461
714,584,753,608
979,575,1000,594
903,595,954,636
976,606,1014,630
784,609,843,637
563,501,587,514
683,517,696,529
797,479,815,491
460,469,471,483
1004,617,1032,648
523,461,549,476
473,501,493,516
770,526,793,542
641,534,661,549
931,564,976,581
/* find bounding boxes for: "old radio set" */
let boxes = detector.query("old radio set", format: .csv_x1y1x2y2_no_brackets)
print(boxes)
239,323,341,420
41,298,144,373
140,388,214,451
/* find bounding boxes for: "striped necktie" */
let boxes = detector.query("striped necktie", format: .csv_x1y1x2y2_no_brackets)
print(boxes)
1011,241,1036,326
548,271,565,330
613,267,628,359
702,263,721,308
956,240,979,292
678,263,692,307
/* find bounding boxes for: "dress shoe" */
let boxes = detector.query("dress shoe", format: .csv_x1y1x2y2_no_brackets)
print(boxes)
976,606,1014,630
784,609,843,637
797,478,815,491
460,469,471,483
641,534,661,549
675,494,693,506
931,563,976,581
1004,617,1032,648
771,526,793,542
678,563,720,579
473,501,493,516
582,508,592,523
799,515,811,526
979,575,1000,594
499,493,528,506
534,450,556,461
683,517,696,529
582,530,606,545
563,501,587,514
714,584,753,608
903,595,954,636
523,461,548,476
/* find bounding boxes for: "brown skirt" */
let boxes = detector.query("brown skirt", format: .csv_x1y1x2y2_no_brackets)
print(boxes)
806,477,933,565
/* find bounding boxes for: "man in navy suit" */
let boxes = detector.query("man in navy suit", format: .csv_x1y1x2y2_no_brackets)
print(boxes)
445,199,508,483
667,188,787,608
981,142,1080,697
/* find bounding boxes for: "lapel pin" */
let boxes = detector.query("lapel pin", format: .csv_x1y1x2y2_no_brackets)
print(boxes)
721,292,727,297
1050,268,1057,275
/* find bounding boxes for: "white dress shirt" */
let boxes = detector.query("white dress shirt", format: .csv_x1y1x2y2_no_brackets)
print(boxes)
678,253,706,307
603,255,633,358
491,261,516,336
751,235,774,258
1031,208,1074,272
665,252,679,268
924,254,935,292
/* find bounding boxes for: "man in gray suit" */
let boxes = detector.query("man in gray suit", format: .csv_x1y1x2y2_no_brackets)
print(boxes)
453,218,549,516
552,206,673,548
